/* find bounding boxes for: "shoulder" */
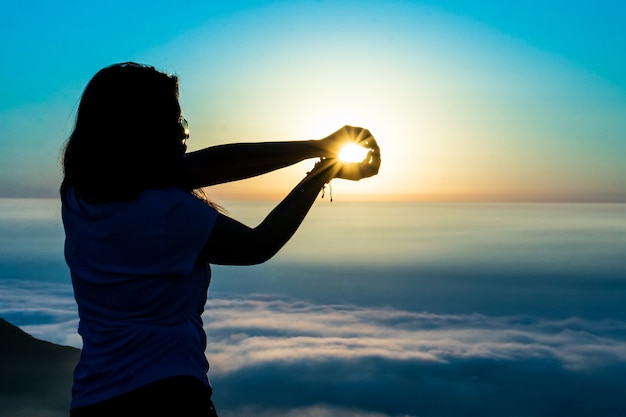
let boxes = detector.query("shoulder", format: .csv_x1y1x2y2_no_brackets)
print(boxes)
135,188,214,215
138,187,200,204
138,187,218,233
63,186,217,229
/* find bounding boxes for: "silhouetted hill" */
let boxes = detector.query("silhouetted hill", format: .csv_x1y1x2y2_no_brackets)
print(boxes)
0,318,79,417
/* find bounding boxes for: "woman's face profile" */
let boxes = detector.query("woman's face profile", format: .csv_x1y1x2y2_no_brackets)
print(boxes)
178,116,189,155
171,99,189,155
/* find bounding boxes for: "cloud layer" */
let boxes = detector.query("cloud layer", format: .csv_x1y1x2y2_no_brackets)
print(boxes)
199,295,626,417
3,280,626,417
204,296,626,374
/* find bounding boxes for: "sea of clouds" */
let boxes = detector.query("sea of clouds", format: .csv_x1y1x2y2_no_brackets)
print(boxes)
2,280,626,417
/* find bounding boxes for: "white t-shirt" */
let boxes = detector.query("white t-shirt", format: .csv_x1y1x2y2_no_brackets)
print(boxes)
62,186,217,409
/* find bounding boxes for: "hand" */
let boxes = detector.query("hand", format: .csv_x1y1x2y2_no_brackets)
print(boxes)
334,143,381,181
318,125,377,158
310,147,381,182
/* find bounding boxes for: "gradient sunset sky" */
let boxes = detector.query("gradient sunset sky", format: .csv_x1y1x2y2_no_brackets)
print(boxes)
1,0,625,201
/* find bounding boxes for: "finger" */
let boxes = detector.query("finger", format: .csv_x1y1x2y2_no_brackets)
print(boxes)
365,137,380,152
356,135,379,157
361,151,381,176
353,128,373,145
364,148,381,165
370,148,381,165
358,163,378,179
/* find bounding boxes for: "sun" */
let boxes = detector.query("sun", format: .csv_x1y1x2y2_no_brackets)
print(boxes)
338,143,369,163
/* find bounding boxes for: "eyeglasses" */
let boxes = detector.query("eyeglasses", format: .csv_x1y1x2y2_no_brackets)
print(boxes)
179,117,189,143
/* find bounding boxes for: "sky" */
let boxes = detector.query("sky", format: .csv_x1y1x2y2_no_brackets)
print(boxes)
1,0,626,202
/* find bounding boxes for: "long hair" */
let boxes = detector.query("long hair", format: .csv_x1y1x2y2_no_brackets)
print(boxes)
61,62,189,203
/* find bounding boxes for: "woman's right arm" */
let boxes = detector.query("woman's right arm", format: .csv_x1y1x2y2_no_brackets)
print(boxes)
199,149,381,265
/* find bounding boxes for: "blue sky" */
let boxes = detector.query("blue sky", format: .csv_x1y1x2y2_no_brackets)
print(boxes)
1,0,625,201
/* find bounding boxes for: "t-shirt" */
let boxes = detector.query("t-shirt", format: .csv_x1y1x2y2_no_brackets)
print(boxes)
62,186,218,409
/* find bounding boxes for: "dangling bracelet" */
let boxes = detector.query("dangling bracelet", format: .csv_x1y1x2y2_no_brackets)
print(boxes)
307,158,333,203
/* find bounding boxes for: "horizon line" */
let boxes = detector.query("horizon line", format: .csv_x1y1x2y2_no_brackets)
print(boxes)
2,193,625,204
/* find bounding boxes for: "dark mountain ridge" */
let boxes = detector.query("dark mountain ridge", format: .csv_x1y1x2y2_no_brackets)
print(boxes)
0,318,79,416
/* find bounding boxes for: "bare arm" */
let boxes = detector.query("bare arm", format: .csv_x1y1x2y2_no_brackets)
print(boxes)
182,140,324,188
200,149,381,265
182,126,376,188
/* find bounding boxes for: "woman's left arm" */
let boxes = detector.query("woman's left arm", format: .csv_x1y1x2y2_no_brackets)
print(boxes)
182,140,323,188
182,126,377,188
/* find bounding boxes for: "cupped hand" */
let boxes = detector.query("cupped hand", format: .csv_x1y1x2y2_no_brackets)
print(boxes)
312,146,381,182
334,145,381,180
318,125,378,158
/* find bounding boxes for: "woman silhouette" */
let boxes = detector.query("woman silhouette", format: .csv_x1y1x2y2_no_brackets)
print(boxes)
62,62,380,416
